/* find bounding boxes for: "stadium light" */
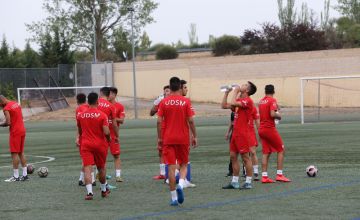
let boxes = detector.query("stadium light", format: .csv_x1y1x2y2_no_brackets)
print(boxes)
128,7,138,119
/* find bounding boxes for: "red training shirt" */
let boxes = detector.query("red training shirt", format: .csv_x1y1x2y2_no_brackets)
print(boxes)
157,95,195,145
249,105,259,129
258,96,279,129
3,101,25,135
232,97,254,136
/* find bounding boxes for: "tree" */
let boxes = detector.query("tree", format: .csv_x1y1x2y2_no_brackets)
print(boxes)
22,42,42,68
278,0,297,28
112,27,133,61
139,31,151,51
336,17,360,47
336,0,360,23
321,0,331,30
27,0,158,62
188,23,199,46
0,35,10,68
155,45,178,60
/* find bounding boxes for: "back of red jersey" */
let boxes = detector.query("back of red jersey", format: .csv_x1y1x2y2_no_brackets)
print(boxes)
3,101,25,135
76,104,89,117
233,97,254,136
157,95,195,145
258,96,278,128
77,108,109,149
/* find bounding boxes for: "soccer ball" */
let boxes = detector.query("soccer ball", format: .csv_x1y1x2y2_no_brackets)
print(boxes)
306,165,318,177
27,164,35,174
38,167,49,178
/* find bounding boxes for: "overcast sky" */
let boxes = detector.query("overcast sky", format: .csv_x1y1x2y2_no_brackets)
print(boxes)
0,0,341,50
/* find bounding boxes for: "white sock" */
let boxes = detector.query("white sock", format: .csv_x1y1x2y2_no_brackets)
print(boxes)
178,178,186,189
262,172,268,177
170,190,177,201
246,176,252,184
277,170,283,175
86,184,93,194
160,164,166,175
13,169,19,178
232,176,239,183
91,172,95,183
79,171,84,181
100,183,107,192
253,165,259,174
116,169,121,177
22,167,27,176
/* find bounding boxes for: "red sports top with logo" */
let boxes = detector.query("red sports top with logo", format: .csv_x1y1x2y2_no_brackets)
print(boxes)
3,101,25,135
76,104,89,117
157,95,195,145
258,96,278,128
77,108,109,149
113,102,125,127
232,97,254,136
97,97,116,132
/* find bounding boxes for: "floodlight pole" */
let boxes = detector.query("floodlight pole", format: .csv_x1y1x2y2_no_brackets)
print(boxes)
93,8,97,63
128,7,138,119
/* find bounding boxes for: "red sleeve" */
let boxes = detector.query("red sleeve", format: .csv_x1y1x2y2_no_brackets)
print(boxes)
111,105,117,120
252,106,259,119
102,114,109,127
157,101,164,117
3,103,9,111
270,99,278,111
118,104,125,118
186,99,195,117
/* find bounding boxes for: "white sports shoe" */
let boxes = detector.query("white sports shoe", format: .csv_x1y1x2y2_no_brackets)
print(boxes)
183,179,196,188
4,176,20,182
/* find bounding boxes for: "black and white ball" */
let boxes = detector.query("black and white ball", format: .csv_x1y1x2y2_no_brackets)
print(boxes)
306,165,318,177
37,167,49,178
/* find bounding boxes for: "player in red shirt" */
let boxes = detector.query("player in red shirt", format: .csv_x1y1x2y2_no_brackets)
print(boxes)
77,92,111,200
150,85,170,180
0,95,28,182
221,81,257,189
258,84,291,183
157,77,198,206
109,87,125,182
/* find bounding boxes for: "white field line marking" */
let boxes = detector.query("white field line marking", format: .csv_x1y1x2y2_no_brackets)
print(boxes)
0,154,55,168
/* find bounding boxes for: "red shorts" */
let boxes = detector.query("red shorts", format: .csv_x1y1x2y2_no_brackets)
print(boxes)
9,134,26,153
163,144,189,165
258,128,284,154
230,134,250,154
109,137,120,156
249,129,258,147
81,146,108,169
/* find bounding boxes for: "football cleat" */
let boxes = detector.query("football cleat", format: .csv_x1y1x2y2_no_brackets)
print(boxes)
101,189,110,198
153,175,166,180
241,182,252,189
4,176,20,182
222,182,240,189
20,175,29,181
276,174,291,182
116,176,124,182
85,193,93,200
254,173,260,181
176,185,184,204
170,200,179,206
261,176,275,183
106,184,117,190
79,180,85,186
183,180,196,188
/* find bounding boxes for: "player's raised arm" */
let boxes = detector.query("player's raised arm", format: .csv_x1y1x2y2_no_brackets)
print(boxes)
221,89,232,109
0,110,11,127
230,86,244,107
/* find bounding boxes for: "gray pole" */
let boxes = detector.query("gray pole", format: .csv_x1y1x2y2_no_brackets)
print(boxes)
128,7,138,119
93,9,97,63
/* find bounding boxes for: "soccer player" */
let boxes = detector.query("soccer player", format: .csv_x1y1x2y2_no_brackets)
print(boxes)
221,82,257,189
77,92,111,200
0,95,28,182
97,87,118,182
109,87,125,182
258,84,291,183
150,85,170,180
157,77,198,206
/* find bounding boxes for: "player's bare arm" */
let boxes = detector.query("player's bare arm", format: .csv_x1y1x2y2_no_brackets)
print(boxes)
188,116,198,148
157,116,163,146
221,89,232,109
230,86,244,107
112,118,119,138
255,118,260,129
0,111,11,127
116,116,125,124
270,110,281,120
225,121,233,140
103,125,111,143
150,105,158,116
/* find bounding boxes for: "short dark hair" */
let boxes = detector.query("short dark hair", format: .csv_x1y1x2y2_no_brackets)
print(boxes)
180,79,187,88
100,87,110,97
163,85,170,90
169,77,181,92
76,93,86,104
248,81,257,96
87,92,98,105
265,84,275,94
109,87,118,95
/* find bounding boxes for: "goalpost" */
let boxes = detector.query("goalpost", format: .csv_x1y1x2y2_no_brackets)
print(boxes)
300,75,360,124
17,86,105,111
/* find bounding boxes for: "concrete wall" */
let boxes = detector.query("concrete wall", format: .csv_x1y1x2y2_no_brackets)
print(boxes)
113,48,360,107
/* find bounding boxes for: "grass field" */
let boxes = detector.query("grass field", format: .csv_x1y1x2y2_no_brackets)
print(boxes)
1,117,360,220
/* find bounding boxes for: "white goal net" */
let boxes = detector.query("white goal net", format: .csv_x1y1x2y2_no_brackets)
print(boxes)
300,76,360,124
